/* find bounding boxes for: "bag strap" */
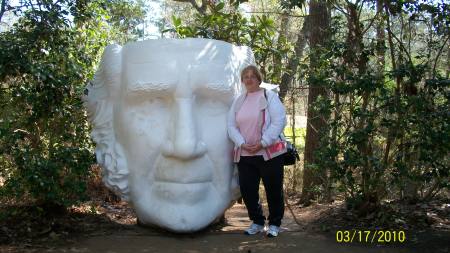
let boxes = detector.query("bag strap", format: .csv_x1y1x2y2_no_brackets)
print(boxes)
264,88,284,142
261,89,266,143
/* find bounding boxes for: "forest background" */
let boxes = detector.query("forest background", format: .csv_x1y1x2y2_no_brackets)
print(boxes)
0,0,449,242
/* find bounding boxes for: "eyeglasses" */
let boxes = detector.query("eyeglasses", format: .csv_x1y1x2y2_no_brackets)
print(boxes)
242,75,258,80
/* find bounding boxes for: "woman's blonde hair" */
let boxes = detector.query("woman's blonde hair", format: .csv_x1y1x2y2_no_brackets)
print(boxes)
240,65,263,84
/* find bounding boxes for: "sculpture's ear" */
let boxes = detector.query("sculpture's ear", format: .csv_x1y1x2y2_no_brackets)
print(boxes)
83,44,122,121
233,45,256,78
230,45,256,94
84,44,122,99
239,45,256,66
95,44,122,98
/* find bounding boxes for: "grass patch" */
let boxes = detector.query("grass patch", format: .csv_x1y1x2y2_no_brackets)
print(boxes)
284,127,306,150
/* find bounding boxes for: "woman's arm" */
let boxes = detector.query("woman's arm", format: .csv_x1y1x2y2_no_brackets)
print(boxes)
227,98,245,147
261,92,286,147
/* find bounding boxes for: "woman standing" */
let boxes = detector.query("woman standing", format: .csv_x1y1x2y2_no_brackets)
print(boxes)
228,65,287,237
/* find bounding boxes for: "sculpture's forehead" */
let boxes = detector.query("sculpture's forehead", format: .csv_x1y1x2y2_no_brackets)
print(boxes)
123,40,236,64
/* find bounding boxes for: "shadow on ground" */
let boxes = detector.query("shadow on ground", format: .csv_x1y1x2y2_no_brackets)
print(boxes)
1,201,449,253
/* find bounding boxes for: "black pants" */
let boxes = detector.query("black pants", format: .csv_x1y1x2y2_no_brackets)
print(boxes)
237,155,284,226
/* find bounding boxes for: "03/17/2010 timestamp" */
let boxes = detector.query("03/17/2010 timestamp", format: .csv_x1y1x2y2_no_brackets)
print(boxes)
336,230,406,243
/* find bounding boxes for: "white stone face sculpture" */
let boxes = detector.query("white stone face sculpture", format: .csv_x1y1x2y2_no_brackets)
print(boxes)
83,39,255,232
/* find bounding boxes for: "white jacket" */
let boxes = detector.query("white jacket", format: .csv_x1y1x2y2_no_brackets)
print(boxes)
227,88,287,162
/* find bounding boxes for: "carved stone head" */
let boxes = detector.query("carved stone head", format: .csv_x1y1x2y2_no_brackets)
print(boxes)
84,38,254,232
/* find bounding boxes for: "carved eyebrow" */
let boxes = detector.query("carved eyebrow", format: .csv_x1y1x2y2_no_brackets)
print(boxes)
195,84,234,102
124,61,177,92
126,81,174,93
202,83,233,93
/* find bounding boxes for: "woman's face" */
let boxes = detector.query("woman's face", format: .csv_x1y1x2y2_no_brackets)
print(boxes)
242,70,260,92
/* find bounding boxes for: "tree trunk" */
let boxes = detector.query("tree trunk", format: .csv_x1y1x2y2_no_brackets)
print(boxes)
300,0,330,205
446,44,450,79
0,0,8,23
273,10,290,95
376,0,386,75
279,15,310,101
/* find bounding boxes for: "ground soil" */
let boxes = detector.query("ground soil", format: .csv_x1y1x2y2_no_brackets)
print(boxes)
1,196,449,253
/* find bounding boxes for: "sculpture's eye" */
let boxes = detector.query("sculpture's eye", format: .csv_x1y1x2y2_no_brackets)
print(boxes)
126,90,171,107
195,96,227,116
148,97,165,105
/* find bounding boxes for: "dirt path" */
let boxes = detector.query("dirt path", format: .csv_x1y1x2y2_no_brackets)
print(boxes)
2,203,449,253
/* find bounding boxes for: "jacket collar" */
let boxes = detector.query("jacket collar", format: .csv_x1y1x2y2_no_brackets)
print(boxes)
234,88,268,112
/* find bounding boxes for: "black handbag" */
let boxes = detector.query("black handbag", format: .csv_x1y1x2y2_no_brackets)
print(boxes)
283,141,300,166
262,89,300,165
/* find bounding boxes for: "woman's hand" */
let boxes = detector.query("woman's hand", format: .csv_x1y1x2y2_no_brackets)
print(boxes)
241,144,253,152
242,143,263,154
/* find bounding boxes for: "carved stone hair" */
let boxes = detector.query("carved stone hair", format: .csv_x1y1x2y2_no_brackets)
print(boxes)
83,44,130,200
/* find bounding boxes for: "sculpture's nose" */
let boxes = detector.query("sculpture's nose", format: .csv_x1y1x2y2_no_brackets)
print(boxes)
162,98,206,160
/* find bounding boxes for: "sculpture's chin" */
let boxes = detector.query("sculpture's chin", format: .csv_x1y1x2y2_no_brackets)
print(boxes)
131,183,230,232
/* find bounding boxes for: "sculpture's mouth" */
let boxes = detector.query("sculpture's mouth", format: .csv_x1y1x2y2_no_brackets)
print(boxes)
153,155,213,184
152,181,212,203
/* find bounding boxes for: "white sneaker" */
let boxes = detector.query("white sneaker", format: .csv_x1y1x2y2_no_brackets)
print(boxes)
267,225,280,237
244,223,265,235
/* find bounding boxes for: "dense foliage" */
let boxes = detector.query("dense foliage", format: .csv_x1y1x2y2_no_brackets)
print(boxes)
307,0,450,208
0,0,145,210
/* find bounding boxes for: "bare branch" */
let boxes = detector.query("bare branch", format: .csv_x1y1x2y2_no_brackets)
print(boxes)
432,35,450,78
244,11,308,18
172,0,207,15
361,6,384,35
387,28,413,66
332,1,349,17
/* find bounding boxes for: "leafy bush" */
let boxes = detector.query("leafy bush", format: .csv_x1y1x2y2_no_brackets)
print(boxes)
0,0,145,210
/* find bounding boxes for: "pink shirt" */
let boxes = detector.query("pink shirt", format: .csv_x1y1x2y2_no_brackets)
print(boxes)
236,89,265,156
